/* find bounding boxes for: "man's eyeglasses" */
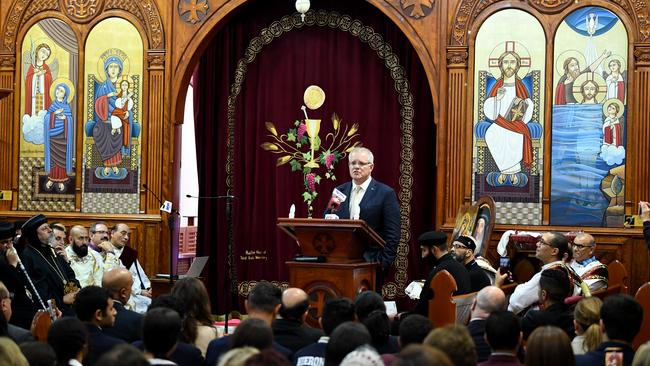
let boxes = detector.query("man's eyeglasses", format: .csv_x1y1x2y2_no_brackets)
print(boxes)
573,243,595,249
537,238,553,247
452,243,469,249
349,161,372,167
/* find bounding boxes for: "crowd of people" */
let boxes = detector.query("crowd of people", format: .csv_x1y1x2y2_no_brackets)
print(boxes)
0,205,649,365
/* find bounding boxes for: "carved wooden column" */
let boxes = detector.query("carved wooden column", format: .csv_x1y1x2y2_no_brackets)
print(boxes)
630,45,650,207
145,50,166,213
0,54,15,211
444,47,469,222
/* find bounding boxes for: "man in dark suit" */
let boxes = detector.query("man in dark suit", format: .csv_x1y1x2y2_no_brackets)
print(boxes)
102,268,143,343
466,286,507,363
272,287,323,353
75,285,125,365
413,231,471,316
575,294,642,366
479,310,522,366
324,147,400,290
0,280,34,344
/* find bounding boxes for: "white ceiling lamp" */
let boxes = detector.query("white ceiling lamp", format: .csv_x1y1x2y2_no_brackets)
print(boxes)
295,0,310,22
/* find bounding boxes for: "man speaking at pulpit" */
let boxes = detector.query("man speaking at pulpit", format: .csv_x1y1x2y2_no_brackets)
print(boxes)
324,147,400,291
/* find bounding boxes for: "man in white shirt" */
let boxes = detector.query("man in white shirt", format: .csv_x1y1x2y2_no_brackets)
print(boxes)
504,232,580,314
65,225,104,288
570,233,608,292
103,223,151,313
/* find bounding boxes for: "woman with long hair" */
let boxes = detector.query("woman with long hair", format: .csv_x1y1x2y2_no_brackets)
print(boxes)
572,297,603,355
170,277,218,356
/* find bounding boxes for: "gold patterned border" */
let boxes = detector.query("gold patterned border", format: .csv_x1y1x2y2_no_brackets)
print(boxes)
227,10,415,299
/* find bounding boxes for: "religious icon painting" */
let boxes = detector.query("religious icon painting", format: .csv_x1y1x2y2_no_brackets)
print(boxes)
81,17,143,213
472,9,545,225
550,6,627,227
18,18,78,211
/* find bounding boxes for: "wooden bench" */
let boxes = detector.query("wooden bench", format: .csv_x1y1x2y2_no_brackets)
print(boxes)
427,270,478,328
592,260,628,299
633,282,650,349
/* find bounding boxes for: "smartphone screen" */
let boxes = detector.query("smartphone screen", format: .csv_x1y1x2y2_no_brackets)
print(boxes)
499,256,510,270
605,348,623,366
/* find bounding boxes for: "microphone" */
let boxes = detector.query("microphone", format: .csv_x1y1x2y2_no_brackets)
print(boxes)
327,188,347,213
186,194,235,199
142,184,179,214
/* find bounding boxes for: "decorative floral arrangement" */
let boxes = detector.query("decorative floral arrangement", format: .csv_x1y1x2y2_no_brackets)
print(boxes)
261,86,361,217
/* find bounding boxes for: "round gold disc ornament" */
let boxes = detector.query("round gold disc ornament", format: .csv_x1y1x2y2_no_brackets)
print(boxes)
303,85,325,110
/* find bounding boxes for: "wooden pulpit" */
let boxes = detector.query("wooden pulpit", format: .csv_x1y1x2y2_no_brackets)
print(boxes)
277,218,384,327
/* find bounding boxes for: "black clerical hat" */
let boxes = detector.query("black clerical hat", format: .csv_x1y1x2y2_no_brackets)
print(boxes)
418,230,447,247
21,214,48,245
0,222,13,241
454,235,477,251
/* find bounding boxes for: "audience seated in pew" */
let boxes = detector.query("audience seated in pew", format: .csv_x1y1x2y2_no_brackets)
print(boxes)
393,344,452,366
324,321,371,366
204,281,291,366
569,233,608,293
521,269,575,340
424,324,477,366
503,232,584,315
293,298,356,366
272,287,323,353
132,294,204,366
525,326,575,366
75,285,124,366
0,280,34,344
102,268,143,343
47,317,88,366
354,291,399,354
142,307,182,365
466,286,507,363
170,277,219,357
381,314,433,366
571,297,602,355
480,310,522,366
576,294,643,366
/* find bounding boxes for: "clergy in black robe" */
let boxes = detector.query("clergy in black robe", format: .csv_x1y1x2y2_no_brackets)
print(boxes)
19,215,79,316
413,231,472,316
0,222,39,329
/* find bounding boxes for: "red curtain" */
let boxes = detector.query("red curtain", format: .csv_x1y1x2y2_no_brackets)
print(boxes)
194,0,436,313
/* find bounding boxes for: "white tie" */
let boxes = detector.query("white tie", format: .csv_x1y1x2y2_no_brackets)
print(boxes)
350,185,363,219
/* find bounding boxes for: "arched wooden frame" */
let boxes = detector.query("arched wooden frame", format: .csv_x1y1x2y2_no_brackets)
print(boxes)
1,0,166,216
440,0,642,226
444,0,650,294
0,1,168,278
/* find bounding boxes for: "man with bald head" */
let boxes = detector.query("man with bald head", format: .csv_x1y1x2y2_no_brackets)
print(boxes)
103,223,152,313
65,225,105,288
102,268,143,343
272,287,324,353
570,233,608,292
466,286,507,362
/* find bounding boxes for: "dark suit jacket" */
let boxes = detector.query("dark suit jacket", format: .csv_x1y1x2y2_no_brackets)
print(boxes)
521,302,575,340
84,323,126,366
272,318,324,353
133,340,203,366
575,341,635,366
103,301,143,343
324,178,400,268
414,253,471,316
7,324,34,344
466,260,491,293
467,319,491,363
478,354,522,366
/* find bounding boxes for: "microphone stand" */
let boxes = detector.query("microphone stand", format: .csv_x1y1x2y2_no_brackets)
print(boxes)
143,184,179,286
186,194,236,334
